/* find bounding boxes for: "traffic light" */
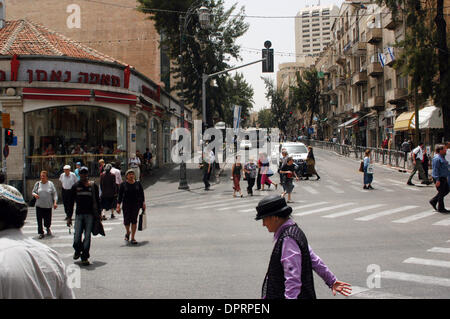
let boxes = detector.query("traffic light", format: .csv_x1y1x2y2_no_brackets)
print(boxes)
4,129,13,145
262,48,274,73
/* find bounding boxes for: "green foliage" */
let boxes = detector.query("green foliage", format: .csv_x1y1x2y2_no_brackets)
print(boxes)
257,108,274,129
137,0,250,127
290,68,321,127
262,77,295,134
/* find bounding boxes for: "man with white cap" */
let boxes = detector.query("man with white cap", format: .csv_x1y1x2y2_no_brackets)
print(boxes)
59,165,78,223
0,185,75,298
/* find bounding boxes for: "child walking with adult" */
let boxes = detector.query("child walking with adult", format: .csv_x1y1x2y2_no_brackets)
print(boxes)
232,156,244,198
116,170,146,245
32,171,58,239
244,158,258,196
280,157,300,203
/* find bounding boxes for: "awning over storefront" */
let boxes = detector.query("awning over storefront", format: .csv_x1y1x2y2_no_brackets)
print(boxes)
394,111,415,131
23,88,91,101
338,117,359,128
410,106,443,129
94,90,137,105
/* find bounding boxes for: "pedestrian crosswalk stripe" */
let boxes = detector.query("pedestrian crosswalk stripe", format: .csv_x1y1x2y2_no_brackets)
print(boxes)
427,247,450,254
392,211,436,224
433,218,450,226
349,285,416,299
380,270,450,288
322,204,386,219
48,243,73,248
299,185,319,195
294,203,355,217
216,202,260,211
348,185,368,193
403,257,450,269
239,201,307,213
22,227,113,234
194,198,260,210
324,185,345,194
291,201,329,211
355,206,418,221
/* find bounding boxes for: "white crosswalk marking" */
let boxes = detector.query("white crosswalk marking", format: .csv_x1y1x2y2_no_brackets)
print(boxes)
291,201,329,211
349,286,417,299
380,271,450,288
348,185,368,193
322,204,386,219
403,257,450,269
216,202,259,211
392,211,436,224
427,247,450,254
433,218,450,226
355,206,418,221
324,185,345,194
48,243,73,248
22,227,113,234
239,201,307,213
299,185,319,195
195,198,259,210
294,203,355,217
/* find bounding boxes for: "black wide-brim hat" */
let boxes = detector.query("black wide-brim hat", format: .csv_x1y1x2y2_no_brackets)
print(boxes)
255,195,292,220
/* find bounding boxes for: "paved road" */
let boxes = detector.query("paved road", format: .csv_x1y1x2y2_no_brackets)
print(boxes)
23,148,450,299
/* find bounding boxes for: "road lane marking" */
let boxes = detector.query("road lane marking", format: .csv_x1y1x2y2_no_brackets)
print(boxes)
48,243,73,248
216,202,261,211
22,227,113,234
323,204,386,219
299,185,319,195
355,206,418,221
433,218,450,226
392,211,436,224
380,271,450,288
403,257,450,269
294,203,355,217
325,185,345,194
349,285,417,299
195,198,260,210
291,201,329,211
239,201,306,213
427,247,450,254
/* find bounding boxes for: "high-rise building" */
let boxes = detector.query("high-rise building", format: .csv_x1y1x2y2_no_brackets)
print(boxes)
295,5,339,62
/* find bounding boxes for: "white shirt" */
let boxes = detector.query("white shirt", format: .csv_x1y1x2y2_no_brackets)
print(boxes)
446,149,450,165
110,167,123,185
412,146,424,161
59,172,78,190
0,228,75,299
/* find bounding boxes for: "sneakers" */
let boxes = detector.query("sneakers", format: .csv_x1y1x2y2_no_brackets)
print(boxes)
73,251,81,260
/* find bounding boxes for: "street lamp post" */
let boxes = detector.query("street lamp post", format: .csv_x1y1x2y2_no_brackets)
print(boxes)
178,3,211,190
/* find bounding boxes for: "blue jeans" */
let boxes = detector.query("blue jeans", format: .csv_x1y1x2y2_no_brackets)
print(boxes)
364,170,373,185
73,214,94,261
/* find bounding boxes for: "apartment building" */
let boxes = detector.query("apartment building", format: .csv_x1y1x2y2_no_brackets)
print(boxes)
295,5,339,62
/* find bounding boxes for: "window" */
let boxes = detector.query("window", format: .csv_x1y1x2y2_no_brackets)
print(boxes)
313,49,321,52
303,24,310,28
323,17,330,20
313,43,320,47
25,105,128,178
312,23,320,26
323,32,330,35
313,33,320,37
322,10,330,16
304,49,310,53
303,44,311,48
303,34,310,38
303,19,310,23
312,28,320,32
385,79,392,91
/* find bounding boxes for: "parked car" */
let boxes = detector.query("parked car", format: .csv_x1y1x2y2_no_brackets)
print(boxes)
279,142,309,177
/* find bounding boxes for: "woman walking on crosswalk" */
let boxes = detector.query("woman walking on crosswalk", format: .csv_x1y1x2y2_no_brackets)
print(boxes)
260,153,278,191
363,149,374,190
232,156,244,198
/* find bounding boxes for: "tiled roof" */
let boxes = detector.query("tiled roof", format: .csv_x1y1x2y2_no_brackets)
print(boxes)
0,20,128,66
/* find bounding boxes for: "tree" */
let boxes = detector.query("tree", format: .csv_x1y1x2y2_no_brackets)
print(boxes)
137,0,250,128
257,108,274,129
217,73,254,128
262,77,295,135
290,68,321,129
377,0,450,141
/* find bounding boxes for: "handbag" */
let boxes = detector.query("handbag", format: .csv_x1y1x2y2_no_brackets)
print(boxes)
367,164,374,174
138,210,147,231
28,196,36,207
359,161,364,173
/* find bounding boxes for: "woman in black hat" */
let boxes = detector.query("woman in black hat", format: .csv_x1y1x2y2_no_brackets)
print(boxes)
255,195,352,299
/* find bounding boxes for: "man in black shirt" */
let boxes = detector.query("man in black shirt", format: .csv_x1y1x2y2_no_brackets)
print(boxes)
71,167,101,266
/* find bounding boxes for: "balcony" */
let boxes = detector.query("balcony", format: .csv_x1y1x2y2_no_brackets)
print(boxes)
354,101,368,113
367,28,382,44
386,88,409,105
336,77,347,89
383,11,403,30
368,96,385,110
351,71,368,86
368,62,383,77
343,42,352,55
336,54,346,65
352,41,367,56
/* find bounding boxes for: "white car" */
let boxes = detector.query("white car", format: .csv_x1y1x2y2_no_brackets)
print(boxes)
280,143,308,163
240,139,252,150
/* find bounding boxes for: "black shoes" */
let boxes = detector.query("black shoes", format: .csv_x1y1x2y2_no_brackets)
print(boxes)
438,209,450,214
407,181,414,186
429,200,437,211
73,251,81,260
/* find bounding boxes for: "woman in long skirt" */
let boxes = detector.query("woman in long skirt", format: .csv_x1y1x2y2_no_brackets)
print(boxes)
305,146,320,181
232,156,244,198
116,170,145,245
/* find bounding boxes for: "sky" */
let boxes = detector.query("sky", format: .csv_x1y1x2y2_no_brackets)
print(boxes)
222,0,345,113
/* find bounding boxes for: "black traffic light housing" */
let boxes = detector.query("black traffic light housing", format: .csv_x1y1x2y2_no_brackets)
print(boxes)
5,129,13,145
262,41,274,73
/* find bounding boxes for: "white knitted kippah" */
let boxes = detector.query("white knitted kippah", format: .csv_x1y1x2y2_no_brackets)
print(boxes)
0,184,25,205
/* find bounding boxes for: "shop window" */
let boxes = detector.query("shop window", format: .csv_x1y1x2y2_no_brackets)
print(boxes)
25,105,127,178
